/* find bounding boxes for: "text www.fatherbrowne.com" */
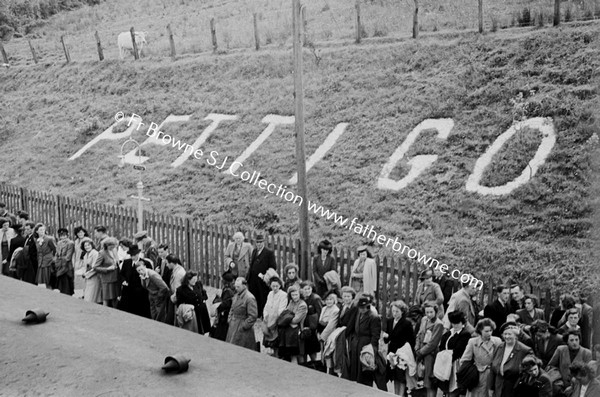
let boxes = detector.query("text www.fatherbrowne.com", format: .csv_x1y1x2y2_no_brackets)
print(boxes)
121,112,483,290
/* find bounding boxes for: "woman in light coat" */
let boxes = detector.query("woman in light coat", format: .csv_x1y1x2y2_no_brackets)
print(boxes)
81,238,101,303
416,301,445,397
349,245,376,296
262,277,288,355
72,226,89,278
459,318,502,397
279,284,308,363
94,237,120,307
318,289,340,375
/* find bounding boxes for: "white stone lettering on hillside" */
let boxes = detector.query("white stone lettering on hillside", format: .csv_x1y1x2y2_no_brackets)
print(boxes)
377,119,455,191
226,115,295,174
69,115,142,160
122,114,192,165
465,117,556,196
288,123,349,185
171,113,238,168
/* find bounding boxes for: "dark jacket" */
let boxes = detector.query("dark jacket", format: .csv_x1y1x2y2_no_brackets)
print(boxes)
489,341,534,397
484,299,512,337
247,246,276,317
439,327,471,362
516,308,545,325
312,254,335,297
20,234,37,284
433,275,457,310
176,282,211,334
346,309,381,382
547,345,593,385
534,333,564,368
118,257,151,318
384,316,415,354
514,369,553,397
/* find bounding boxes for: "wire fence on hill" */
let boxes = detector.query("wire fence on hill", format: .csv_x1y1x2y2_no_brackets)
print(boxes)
1,0,599,67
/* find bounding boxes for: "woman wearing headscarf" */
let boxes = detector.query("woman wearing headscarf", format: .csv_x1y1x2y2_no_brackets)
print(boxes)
136,260,170,323
312,239,335,297
278,284,308,363
262,276,288,355
416,301,445,397
81,237,101,304
93,237,120,307
349,245,376,296
437,310,472,397
459,318,502,397
34,223,56,289
176,270,211,333
383,300,415,396
283,262,301,291
300,280,324,363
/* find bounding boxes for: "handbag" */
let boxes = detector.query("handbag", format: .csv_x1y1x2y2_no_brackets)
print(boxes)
276,309,294,327
433,334,453,381
298,327,312,340
456,360,479,391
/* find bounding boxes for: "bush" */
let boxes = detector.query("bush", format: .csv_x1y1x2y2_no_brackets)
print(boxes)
518,7,532,27
564,6,573,22
0,24,14,40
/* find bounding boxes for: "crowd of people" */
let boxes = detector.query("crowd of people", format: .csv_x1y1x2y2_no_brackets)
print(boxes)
0,200,598,396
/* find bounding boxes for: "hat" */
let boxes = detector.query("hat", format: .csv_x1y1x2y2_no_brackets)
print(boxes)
127,245,141,256
318,239,333,252
162,355,191,373
255,234,265,242
22,308,49,324
500,321,518,335
284,263,299,275
419,269,432,280
263,268,279,284
133,230,148,239
357,245,368,253
357,296,371,307
221,270,235,283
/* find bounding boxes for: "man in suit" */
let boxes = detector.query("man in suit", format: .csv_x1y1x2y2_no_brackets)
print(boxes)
224,231,253,278
547,330,593,389
445,281,477,333
20,221,37,284
568,361,600,397
510,283,526,312
54,228,75,295
7,224,25,279
118,245,151,319
93,225,109,248
246,234,276,318
533,320,564,367
432,267,458,311
226,277,258,350
155,243,171,285
484,285,512,337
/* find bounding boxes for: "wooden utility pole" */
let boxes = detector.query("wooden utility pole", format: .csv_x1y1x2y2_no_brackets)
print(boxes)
0,43,8,65
210,18,217,53
301,6,307,46
355,0,361,43
28,40,38,64
95,31,104,61
130,27,139,60
553,0,560,26
60,35,71,63
292,0,310,280
253,13,260,50
413,0,419,39
167,24,176,58
478,0,483,33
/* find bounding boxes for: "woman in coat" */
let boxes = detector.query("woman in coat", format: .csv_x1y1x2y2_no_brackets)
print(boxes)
346,295,382,387
349,245,376,296
279,284,308,363
0,217,16,276
301,280,323,363
383,300,416,396
262,276,288,354
318,289,340,374
224,231,253,278
312,239,335,297
72,226,89,278
459,318,502,397
136,261,170,323
81,238,101,303
94,237,120,307
513,355,553,397
283,263,301,291
210,271,235,341
34,223,56,289
488,324,534,397
415,269,445,318
416,301,444,397
437,310,472,397
176,270,211,333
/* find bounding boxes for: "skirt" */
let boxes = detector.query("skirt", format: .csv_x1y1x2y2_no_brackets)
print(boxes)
84,275,102,303
36,266,53,287
101,280,119,300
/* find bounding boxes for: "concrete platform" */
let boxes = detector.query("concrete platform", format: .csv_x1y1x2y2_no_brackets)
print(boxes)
0,276,390,397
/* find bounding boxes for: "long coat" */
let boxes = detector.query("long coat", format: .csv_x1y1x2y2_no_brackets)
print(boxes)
246,247,276,317
312,254,336,297
118,258,151,318
226,288,258,350
176,282,211,334
224,242,253,278
416,316,444,389
55,238,75,295
141,269,170,322
345,309,381,383
488,341,533,397
547,345,592,384
460,335,502,397
484,299,513,337
35,235,56,286
20,234,37,284
211,285,234,341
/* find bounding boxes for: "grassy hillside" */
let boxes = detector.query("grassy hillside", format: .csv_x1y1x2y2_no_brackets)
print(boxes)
1,24,599,294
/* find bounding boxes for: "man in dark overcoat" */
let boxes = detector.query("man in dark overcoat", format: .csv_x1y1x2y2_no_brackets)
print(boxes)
345,296,381,387
118,245,151,318
20,221,37,284
246,235,276,318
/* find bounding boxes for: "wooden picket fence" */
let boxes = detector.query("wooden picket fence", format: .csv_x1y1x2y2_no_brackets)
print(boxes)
0,182,589,320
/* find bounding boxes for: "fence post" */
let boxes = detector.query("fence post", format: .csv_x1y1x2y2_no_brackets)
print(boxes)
19,187,27,212
28,40,38,64
355,0,361,43
413,0,419,39
95,31,104,61
56,195,66,228
167,24,176,59
130,27,139,60
478,0,483,33
0,43,8,66
553,0,560,26
253,13,260,50
210,18,217,53
60,35,71,63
